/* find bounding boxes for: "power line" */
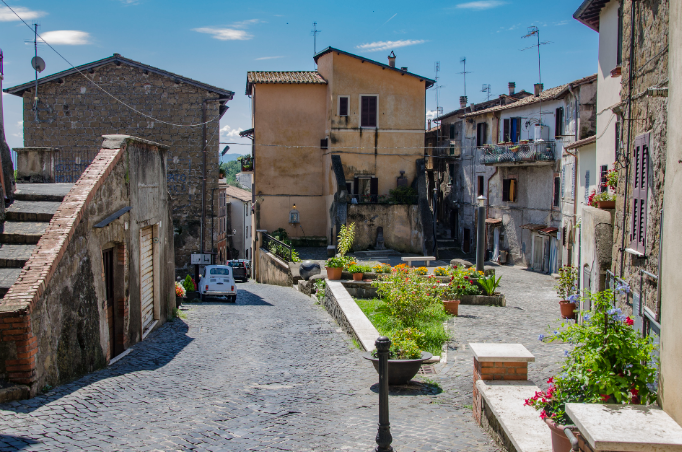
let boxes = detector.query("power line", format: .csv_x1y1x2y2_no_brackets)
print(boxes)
1,0,225,128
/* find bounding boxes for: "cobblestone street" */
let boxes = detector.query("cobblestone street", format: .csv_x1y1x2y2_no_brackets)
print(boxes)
0,280,499,452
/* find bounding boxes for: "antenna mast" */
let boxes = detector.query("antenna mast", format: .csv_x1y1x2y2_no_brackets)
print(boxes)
457,57,472,98
481,84,491,101
522,26,551,127
311,22,322,56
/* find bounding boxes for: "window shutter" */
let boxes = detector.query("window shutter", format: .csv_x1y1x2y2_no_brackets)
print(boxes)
370,177,378,203
571,164,576,199
510,179,516,202
353,177,359,196
631,133,649,253
503,179,510,201
339,97,349,116
449,124,455,139
561,166,565,198
555,107,564,137
483,123,488,146
585,170,590,204
503,119,510,142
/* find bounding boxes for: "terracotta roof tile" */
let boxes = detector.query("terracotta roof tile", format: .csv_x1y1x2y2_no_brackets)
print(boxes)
246,71,327,93
224,185,252,203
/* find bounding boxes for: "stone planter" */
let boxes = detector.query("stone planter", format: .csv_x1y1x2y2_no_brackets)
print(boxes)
326,267,342,280
175,296,183,308
459,294,506,307
364,352,433,385
597,200,615,209
352,273,363,281
559,300,576,319
185,291,199,301
443,299,460,316
544,418,572,452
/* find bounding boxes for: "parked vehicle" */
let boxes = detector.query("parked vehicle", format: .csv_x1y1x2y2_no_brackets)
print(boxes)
239,259,251,279
228,260,248,282
198,265,237,302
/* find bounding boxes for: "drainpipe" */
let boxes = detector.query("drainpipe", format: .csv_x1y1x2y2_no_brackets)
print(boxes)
620,0,636,277
568,85,579,274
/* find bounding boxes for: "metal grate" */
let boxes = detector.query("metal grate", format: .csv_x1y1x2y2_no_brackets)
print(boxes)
55,149,98,183
418,365,436,375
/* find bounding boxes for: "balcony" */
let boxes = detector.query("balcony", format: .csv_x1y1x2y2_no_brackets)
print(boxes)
480,141,556,166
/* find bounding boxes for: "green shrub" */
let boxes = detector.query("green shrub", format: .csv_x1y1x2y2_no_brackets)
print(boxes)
479,274,502,296
182,275,195,292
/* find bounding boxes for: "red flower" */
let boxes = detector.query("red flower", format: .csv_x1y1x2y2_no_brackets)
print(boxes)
625,316,634,326
600,394,610,402
539,410,547,420
630,388,639,396
547,377,554,384
464,276,469,280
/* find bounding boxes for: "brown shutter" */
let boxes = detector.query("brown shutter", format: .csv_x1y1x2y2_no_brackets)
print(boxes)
353,177,359,196
630,133,649,253
370,177,378,203
503,119,510,142
361,96,377,127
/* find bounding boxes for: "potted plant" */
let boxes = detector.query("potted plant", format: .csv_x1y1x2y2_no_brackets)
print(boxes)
364,329,433,385
372,263,391,274
526,287,657,451
555,266,578,319
325,256,346,280
592,191,616,209
441,267,480,315
175,281,186,308
182,275,197,301
347,263,369,281
239,155,254,172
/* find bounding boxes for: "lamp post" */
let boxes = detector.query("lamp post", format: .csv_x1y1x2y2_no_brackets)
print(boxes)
476,195,487,273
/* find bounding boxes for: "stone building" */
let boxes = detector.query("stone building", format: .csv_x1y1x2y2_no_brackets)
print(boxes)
3,54,234,276
0,136,175,396
225,185,253,262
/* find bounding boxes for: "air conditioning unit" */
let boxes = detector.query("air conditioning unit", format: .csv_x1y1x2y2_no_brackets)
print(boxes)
533,125,549,142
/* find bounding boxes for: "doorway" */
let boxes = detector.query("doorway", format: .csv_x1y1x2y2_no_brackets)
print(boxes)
103,248,115,359
463,228,471,253
450,209,459,240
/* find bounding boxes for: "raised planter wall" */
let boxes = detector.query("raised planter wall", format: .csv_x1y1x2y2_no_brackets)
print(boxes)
460,294,506,307
256,248,293,287
323,281,379,351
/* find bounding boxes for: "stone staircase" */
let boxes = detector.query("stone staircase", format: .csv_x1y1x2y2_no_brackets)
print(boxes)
0,184,73,298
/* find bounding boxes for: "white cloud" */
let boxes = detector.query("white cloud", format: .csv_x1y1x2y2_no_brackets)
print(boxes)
194,27,252,41
455,1,506,10
426,110,439,121
12,121,23,139
356,39,426,52
118,0,139,4
0,6,46,22
254,56,284,60
220,125,244,138
40,30,91,45
553,20,570,26
231,19,261,28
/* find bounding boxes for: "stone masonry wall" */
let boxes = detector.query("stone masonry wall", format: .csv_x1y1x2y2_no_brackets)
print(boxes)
19,61,223,274
613,0,668,317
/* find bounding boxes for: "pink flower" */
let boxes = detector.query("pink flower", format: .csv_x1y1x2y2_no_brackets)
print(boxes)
540,410,547,420
547,377,554,384
625,316,634,326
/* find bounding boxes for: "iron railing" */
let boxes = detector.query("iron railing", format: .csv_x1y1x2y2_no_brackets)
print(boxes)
262,232,293,262
349,194,418,205
55,149,97,183
480,141,556,165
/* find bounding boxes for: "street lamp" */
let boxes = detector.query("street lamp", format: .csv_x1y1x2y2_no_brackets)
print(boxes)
476,195,487,272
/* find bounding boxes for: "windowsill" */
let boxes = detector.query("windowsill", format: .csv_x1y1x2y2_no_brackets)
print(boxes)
610,66,622,77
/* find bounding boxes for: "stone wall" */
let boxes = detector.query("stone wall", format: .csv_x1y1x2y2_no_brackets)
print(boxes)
0,136,175,395
256,248,293,287
16,60,226,275
347,203,423,254
612,0,668,317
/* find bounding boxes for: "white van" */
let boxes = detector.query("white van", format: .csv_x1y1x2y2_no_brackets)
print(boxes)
199,265,237,302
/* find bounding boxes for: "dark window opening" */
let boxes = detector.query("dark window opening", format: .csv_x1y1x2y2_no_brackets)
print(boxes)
553,176,561,207
339,96,349,116
503,118,522,143
555,107,564,137
502,178,517,202
476,122,488,147
615,121,621,160
449,163,455,184
600,165,609,192
320,138,328,149
361,96,377,128
477,176,484,196
617,7,623,66
449,123,455,139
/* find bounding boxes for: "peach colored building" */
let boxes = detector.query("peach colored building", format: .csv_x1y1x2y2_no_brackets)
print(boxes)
245,48,434,257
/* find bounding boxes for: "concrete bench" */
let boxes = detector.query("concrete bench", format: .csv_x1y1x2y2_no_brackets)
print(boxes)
566,403,682,451
401,256,436,267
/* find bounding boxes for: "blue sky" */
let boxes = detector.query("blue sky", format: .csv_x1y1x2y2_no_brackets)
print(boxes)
1,0,598,156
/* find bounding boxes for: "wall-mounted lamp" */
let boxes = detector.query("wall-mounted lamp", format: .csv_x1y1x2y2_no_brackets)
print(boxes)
221,145,230,156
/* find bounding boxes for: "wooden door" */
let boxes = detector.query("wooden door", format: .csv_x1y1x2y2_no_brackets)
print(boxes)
140,226,154,330
103,248,115,358
533,236,543,271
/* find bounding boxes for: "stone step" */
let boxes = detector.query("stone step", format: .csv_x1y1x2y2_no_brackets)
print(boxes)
0,222,49,244
6,200,62,222
0,268,22,298
13,183,73,202
0,244,35,268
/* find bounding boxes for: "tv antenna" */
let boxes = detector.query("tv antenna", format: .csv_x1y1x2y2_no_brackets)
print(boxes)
25,24,50,123
457,57,472,98
521,26,551,85
481,84,491,101
311,22,322,56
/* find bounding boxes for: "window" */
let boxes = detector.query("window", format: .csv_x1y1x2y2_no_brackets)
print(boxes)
353,176,378,202
476,122,488,147
553,176,561,207
320,138,328,149
555,107,564,137
502,178,517,202
631,133,650,253
502,118,522,143
338,96,349,116
600,165,609,192
360,95,377,128
477,176,484,196
617,7,623,66
449,123,455,139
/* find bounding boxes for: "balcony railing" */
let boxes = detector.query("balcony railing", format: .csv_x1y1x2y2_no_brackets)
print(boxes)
349,193,418,205
480,141,556,165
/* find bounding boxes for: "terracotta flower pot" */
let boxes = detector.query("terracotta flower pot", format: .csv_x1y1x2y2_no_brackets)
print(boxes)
544,418,572,452
326,267,342,280
559,300,576,319
443,299,461,316
352,272,363,281
597,200,615,209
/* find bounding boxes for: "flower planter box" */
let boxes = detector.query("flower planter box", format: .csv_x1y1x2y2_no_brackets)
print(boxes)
459,294,506,307
175,296,183,308
364,352,433,385
326,267,342,280
596,200,615,209
185,290,199,301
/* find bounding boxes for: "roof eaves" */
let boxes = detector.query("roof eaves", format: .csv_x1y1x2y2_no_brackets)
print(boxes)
4,54,235,99
573,0,609,32
313,47,436,88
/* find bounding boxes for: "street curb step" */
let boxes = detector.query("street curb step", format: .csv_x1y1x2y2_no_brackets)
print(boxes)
0,222,49,244
0,244,35,268
6,201,61,222
0,384,30,403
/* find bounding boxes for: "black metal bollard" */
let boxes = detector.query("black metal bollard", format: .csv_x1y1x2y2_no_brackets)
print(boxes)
375,336,393,452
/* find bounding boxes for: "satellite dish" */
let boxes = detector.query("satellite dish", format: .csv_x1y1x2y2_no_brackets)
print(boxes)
31,56,46,73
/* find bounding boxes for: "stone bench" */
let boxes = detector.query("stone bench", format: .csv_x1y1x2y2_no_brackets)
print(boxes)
566,403,682,451
471,343,551,452
401,256,436,267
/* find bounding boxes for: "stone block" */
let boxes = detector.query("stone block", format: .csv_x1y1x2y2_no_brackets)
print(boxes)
14,148,59,183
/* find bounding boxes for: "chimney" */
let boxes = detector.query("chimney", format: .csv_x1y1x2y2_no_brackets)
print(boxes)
428,119,432,130
388,51,396,68
460,96,468,109
508,82,516,95
534,83,544,97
